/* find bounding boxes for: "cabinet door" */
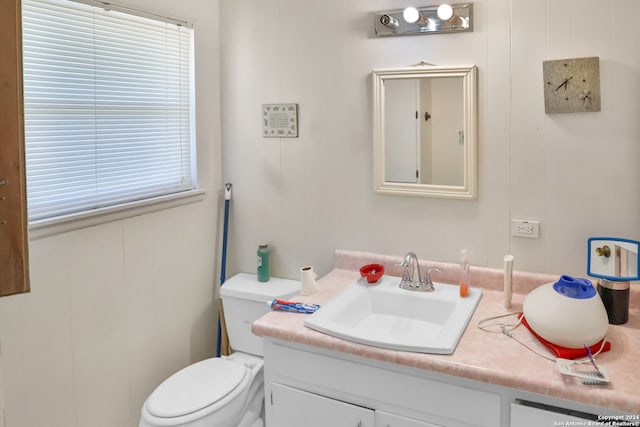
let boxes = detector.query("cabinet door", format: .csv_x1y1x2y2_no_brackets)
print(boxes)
270,383,375,427
376,410,442,427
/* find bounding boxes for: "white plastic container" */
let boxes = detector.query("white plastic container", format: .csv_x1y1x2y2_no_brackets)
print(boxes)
522,275,609,349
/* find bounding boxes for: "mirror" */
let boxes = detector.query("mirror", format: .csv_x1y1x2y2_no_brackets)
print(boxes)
588,237,640,281
373,64,477,198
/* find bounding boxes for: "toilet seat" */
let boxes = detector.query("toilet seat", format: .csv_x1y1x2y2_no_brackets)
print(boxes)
139,353,264,427
146,358,248,418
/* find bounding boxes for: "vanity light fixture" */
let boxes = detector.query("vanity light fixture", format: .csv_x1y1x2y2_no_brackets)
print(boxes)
374,3,472,37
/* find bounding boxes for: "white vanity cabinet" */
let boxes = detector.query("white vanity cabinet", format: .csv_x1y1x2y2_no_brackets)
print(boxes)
264,340,500,427
263,339,628,427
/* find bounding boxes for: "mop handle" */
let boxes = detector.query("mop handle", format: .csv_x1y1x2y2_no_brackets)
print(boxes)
217,183,232,357
220,183,232,286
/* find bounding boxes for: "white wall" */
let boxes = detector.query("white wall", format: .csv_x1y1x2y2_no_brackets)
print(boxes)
0,1,221,427
220,0,640,280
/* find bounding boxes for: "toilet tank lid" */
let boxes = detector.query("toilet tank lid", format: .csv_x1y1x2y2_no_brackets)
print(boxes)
220,273,300,302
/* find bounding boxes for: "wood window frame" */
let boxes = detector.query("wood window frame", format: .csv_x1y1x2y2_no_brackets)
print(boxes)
0,0,30,296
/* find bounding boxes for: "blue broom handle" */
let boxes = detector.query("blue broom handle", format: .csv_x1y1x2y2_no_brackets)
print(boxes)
220,182,232,285
217,183,232,357
220,199,230,284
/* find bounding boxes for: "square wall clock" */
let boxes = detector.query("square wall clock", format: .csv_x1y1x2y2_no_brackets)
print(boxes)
542,57,601,114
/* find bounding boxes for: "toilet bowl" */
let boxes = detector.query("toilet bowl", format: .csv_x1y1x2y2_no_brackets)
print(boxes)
139,274,300,427
139,352,264,427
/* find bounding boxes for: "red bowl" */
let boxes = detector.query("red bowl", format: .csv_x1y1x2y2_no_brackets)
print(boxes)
359,263,384,283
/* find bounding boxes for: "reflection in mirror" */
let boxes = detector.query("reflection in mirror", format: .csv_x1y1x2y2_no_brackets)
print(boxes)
588,237,640,281
384,77,463,185
373,64,477,199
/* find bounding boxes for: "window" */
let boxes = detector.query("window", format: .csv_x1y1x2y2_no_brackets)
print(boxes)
22,0,195,223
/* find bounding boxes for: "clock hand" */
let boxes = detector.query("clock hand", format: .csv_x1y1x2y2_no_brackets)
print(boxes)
554,76,573,91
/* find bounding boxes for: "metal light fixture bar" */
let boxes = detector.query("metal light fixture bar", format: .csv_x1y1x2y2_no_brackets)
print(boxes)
374,3,473,37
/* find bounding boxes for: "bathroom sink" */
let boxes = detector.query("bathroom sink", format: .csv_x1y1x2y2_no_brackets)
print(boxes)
304,275,482,354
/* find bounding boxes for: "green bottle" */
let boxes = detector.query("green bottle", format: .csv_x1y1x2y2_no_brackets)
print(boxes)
257,244,270,282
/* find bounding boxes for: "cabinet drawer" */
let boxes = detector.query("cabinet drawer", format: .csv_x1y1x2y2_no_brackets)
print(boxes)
376,410,442,427
271,383,375,427
511,402,595,427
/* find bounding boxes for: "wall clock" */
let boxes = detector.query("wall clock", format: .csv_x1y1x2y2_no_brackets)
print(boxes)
542,56,601,114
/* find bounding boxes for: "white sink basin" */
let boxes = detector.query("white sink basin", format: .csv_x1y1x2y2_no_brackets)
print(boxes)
304,275,482,354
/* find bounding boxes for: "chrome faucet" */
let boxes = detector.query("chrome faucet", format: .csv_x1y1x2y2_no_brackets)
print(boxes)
398,252,422,288
396,252,439,292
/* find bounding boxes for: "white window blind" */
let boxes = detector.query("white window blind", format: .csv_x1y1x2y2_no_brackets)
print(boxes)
22,0,195,222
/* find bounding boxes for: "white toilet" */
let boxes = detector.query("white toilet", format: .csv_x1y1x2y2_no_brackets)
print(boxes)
139,273,300,427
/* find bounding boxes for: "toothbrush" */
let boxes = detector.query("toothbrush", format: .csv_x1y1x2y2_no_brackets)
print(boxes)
581,346,609,385
584,346,604,378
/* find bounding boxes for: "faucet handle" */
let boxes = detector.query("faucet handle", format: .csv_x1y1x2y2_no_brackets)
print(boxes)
422,268,440,291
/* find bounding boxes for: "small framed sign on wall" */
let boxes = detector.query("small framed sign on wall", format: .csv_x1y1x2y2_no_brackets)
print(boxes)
262,103,298,138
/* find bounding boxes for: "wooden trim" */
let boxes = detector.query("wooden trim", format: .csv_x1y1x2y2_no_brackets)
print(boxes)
0,0,30,296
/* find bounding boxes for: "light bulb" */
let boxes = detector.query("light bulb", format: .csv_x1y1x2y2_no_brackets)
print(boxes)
437,4,454,21
403,7,420,24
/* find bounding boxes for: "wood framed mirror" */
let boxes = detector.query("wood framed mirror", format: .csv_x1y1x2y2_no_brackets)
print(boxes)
373,63,477,199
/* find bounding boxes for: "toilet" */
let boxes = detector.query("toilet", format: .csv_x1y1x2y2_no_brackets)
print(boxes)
139,273,300,427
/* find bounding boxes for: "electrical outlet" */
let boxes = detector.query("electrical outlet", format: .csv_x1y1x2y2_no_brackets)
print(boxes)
511,220,540,239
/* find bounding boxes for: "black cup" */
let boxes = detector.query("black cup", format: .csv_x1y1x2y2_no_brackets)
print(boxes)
597,279,630,325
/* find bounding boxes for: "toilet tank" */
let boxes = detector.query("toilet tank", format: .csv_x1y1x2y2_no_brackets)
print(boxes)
220,273,300,356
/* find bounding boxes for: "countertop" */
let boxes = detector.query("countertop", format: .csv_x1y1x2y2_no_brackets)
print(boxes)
252,250,640,414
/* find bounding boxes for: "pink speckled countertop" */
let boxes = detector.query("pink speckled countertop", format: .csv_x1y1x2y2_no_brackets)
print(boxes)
252,250,640,414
